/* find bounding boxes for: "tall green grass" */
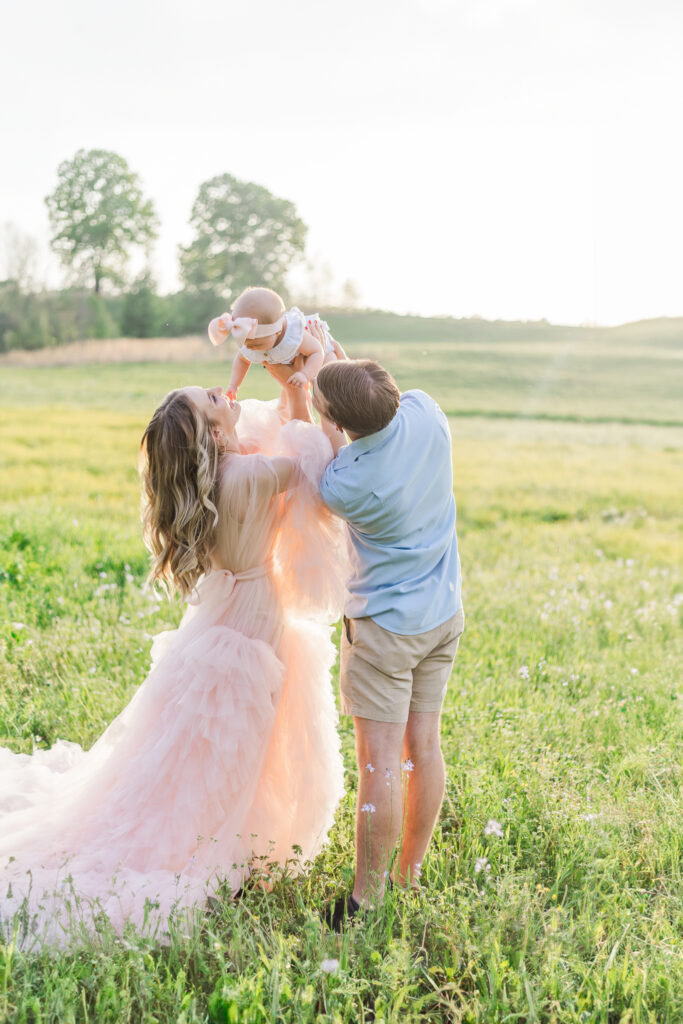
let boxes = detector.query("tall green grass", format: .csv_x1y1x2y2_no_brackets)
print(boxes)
1,334,682,1022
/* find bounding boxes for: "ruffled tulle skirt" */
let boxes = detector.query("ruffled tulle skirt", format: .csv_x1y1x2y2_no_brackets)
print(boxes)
0,400,347,948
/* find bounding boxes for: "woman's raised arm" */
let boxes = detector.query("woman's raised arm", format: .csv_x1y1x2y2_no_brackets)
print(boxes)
270,456,297,493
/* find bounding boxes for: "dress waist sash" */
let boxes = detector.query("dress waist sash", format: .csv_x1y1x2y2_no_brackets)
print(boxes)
188,561,273,605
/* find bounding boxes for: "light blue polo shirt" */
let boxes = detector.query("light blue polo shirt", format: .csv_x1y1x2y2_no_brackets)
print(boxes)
319,389,461,635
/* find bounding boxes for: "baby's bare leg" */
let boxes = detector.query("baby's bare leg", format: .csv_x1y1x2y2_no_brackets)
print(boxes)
263,361,311,423
264,362,297,387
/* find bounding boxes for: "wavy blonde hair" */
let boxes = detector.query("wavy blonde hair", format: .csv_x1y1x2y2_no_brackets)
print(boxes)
139,390,220,600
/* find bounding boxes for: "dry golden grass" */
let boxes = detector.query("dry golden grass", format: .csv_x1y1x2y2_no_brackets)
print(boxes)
0,335,225,367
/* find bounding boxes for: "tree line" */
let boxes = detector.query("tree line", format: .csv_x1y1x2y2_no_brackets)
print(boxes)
0,148,344,352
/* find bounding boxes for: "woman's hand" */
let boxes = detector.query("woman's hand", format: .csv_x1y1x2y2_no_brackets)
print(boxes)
306,319,326,348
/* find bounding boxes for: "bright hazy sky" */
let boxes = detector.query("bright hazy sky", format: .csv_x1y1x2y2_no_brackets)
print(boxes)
2,0,681,325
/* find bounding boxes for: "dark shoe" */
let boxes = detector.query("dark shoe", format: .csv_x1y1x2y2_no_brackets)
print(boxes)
324,893,362,931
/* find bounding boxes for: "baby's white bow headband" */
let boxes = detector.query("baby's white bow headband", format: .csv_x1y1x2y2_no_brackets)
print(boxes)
208,313,285,347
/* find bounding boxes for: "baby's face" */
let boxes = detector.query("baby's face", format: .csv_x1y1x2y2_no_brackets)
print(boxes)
244,334,279,352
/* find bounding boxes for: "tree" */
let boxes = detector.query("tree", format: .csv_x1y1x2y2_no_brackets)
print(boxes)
45,149,158,294
179,174,307,298
121,272,160,338
1,222,39,292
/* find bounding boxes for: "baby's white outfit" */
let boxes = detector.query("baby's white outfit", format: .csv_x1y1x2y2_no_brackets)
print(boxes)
239,308,334,365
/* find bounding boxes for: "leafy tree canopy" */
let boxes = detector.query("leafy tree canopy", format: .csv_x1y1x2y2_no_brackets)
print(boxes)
179,174,307,298
45,149,158,294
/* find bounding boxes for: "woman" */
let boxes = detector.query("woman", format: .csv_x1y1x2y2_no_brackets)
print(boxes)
0,387,347,947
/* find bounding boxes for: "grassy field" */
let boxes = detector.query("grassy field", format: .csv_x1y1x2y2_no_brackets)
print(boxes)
1,321,682,1022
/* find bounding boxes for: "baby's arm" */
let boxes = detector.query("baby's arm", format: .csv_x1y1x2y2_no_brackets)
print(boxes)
227,351,251,400
287,333,324,388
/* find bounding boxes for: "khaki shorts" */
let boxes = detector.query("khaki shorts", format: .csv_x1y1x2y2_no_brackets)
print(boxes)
339,607,465,724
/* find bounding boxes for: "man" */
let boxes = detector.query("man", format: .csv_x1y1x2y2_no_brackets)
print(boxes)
312,359,464,928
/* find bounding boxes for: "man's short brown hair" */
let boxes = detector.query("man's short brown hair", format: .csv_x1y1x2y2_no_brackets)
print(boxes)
316,360,400,437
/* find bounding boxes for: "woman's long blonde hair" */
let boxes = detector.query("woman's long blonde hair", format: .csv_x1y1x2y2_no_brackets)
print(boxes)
139,390,220,599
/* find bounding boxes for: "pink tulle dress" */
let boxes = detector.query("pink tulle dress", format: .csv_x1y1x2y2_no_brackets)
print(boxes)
0,401,348,948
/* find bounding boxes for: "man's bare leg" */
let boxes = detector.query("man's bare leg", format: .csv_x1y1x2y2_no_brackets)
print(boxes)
395,710,445,888
352,717,405,906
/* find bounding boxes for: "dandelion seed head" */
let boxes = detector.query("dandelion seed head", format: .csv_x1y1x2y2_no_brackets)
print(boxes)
321,958,340,974
484,819,504,838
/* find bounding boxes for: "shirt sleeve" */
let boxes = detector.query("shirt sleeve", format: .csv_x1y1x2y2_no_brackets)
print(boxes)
319,461,351,519
405,389,451,443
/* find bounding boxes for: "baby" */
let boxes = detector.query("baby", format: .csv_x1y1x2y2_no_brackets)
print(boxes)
208,287,346,420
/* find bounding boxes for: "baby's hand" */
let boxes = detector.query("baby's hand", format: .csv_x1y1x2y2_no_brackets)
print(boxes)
287,371,308,388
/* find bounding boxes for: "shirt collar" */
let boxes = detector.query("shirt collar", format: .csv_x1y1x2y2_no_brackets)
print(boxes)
344,414,398,457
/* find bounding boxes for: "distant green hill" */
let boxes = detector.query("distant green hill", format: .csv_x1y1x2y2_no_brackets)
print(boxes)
319,309,683,349
1,310,681,426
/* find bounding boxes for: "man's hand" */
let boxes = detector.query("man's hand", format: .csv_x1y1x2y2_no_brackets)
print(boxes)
287,370,308,388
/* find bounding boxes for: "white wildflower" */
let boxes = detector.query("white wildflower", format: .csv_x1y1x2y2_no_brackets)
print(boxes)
321,958,340,974
360,803,376,814
11,622,26,630
604,599,613,610
475,857,491,874
484,819,504,838
365,762,375,773
519,665,530,680
401,759,415,773
581,813,599,822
